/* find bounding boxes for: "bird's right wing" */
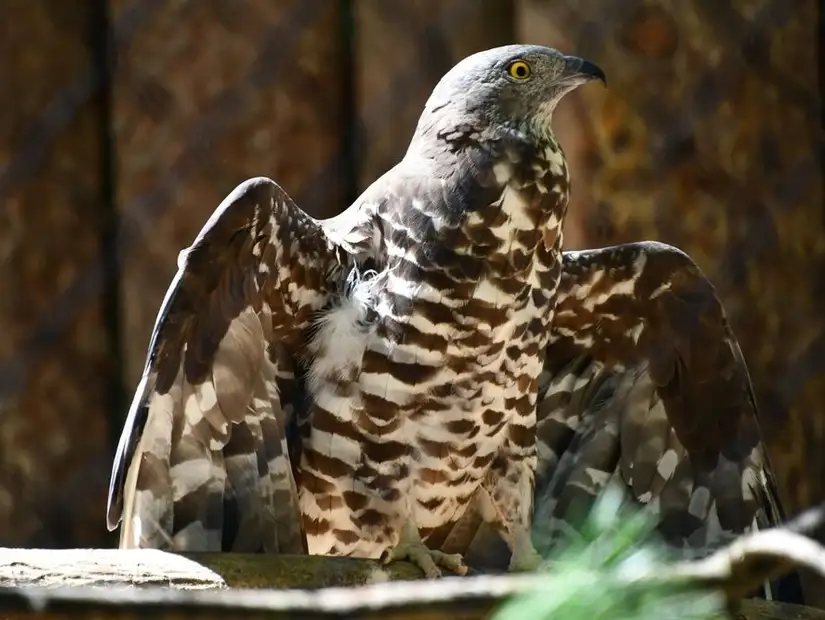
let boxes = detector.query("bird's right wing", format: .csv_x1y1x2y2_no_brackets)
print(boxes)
106,177,350,553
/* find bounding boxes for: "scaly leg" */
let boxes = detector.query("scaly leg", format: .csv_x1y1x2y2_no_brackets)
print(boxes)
483,439,544,572
381,519,468,578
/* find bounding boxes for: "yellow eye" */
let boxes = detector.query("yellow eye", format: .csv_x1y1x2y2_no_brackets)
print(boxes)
507,60,531,80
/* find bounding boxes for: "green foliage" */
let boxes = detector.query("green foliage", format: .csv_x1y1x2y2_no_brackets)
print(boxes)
493,487,725,620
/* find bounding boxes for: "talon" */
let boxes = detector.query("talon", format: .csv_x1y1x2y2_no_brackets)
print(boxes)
431,549,469,576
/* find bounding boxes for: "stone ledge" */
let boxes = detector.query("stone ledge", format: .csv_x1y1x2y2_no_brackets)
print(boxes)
0,549,425,590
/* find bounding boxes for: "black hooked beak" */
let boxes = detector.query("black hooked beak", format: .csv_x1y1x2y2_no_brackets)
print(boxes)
561,55,606,85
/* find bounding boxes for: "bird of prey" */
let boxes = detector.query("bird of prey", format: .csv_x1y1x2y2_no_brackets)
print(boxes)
106,44,784,580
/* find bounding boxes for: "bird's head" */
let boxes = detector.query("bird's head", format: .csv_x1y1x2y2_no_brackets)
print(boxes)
418,44,605,143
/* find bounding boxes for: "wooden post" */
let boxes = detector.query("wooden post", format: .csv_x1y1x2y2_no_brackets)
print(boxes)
353,0,517,192
516,0,824,605
0,1,115,548
109,0,348,388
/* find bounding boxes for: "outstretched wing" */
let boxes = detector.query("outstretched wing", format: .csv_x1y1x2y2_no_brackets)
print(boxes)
106,177,355,553
532,241,783,557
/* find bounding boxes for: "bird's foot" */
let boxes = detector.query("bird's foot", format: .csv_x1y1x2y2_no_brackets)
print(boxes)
381,541,468,578
381,521,468,578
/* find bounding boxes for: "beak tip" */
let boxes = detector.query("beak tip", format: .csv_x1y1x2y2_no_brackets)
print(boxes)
582,60,607,86
563,55,607,86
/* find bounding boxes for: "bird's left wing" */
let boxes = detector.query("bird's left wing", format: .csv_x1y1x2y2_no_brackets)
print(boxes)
532,241,783,558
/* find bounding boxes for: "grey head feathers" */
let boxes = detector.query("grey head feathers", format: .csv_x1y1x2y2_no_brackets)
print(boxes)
408,44,605,152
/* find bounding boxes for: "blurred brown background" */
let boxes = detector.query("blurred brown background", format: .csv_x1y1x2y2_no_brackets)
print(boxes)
0,0,821,582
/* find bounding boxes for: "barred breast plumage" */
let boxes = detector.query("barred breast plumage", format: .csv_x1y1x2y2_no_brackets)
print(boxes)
300,140,572,563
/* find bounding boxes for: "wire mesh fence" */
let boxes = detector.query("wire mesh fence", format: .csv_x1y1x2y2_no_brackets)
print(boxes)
0,0,821,564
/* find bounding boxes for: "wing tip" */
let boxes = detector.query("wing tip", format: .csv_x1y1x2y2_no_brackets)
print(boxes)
105,457,126,532
105,375,152,536
105,501,122,532
106,455,126,532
